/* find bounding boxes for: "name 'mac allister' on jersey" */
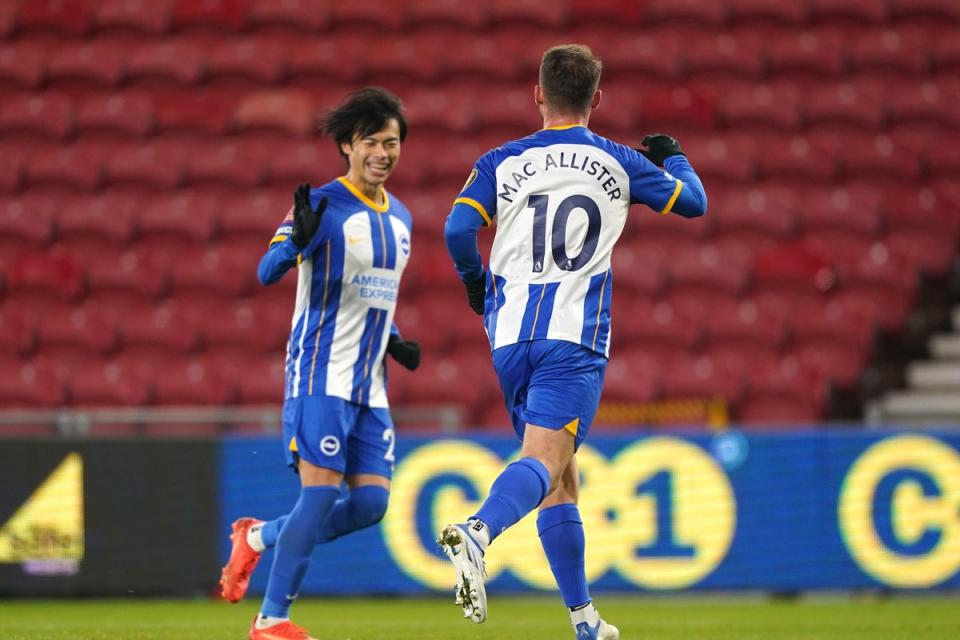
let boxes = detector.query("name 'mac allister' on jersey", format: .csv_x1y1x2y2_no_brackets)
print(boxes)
445,125,706,358
258,177,413,408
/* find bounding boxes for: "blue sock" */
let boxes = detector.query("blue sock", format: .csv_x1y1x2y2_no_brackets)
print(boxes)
317,485,390,543
472,457,550,541
260,486,339,618
260,517,287,549
537,503,590,608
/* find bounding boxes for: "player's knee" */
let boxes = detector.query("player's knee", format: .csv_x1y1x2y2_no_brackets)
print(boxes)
350,485,390,527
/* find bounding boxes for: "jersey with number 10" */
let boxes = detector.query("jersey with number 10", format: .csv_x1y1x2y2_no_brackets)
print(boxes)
454,125,687,357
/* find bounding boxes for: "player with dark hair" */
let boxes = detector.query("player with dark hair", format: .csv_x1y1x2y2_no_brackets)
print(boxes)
440,45,707,639
219,87,420,640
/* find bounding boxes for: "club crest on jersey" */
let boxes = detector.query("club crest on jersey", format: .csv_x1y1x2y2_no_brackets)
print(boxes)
320,436,341,456
461,168,478,192
400,235,410,257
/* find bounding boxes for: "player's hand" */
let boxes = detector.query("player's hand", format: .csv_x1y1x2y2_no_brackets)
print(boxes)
638,134,685,167
290,183,327,248
464,272,486,315
386,334,420,371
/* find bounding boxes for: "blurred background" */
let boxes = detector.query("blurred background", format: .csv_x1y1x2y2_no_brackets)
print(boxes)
1,0,959,608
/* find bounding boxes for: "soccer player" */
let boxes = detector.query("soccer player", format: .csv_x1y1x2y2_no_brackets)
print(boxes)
440,45,707,639
219,87,421,640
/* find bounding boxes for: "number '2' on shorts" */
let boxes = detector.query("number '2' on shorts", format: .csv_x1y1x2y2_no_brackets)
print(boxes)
492,339,608,449
282,394,395,478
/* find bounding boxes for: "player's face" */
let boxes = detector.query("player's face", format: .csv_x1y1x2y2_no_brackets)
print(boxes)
341,119,402,188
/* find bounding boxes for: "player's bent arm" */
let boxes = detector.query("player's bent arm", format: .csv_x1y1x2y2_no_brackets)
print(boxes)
444,202,487,282
663,155,707,218
257,239,299,285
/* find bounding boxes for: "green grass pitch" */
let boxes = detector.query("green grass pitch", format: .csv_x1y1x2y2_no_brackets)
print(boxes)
0,596,957,639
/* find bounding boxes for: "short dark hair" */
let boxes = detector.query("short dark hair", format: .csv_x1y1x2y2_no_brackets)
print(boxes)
320,87,407,155
539,44,603,114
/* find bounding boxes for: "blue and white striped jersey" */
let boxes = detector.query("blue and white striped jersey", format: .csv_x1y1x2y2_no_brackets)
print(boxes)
448,125,706,357
259,177,413,407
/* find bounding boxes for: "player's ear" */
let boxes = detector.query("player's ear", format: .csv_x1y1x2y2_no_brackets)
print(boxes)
340,140,353,157
534,85,544,106
590,89,602,110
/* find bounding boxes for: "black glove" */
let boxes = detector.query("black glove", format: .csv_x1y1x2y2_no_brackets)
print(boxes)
386,334,420,371
464,272,486,315
638,133,685,167
290,183,327,248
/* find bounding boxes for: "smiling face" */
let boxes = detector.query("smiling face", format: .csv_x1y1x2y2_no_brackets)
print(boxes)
341,118,402,194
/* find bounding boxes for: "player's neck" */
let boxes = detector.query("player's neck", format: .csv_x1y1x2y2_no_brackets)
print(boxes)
541,110,589,130
343,173,386,206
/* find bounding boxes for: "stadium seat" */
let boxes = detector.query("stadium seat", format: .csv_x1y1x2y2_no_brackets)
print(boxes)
806,0,888,23
202,300,288,354
138,190,220,246
183,139,268,187
804,79,887,131
0,194,56,252
331,0,406,30
704,298,790,351
739,356,827,425
207,37,288,86
406,0,488,29
609,246,666,297
126,38,207,86
6,250,85,304
568,0,644,26
0,146,23,193
153,358,235,405
403,356,487,408
883,229,957,277
757,133,840,183
233,355,286,406
285,33,366,83
26,141,107,190
719,81,802,130
0,306,35,356
644,0,727,27
57,192,139,254
586,30,684,80
0,360,67,409
711,184,799,241
767,28,846,77
660,354,745,405
104,139,188,189
787,339,868,391
70,358,152,407
887,78,960,127
932,31,960,72
230,89,315,136
0,42,47,88
172,0,246,32
154,89,232,134
685,32,767,80
601,351,661,404
0,1,15,38
219,189,289,244
678,134,757,182
726,0,808,25
489,0,569,28
848,27,929,78
797,184,884,236
265,139,345,187
0,92,73,140
890,0,960,22
169,246,256,300
639,85,719,131
34,306,119,357
75,91,155,137
665,244,751,299
619,299,705,360
246,0,331,32
85,246,169,306
17,0,93,36
885,185,960,239
752,243,837,302
47,39,129,87
403,85,476,133
121,302,202,356
95,0,173,34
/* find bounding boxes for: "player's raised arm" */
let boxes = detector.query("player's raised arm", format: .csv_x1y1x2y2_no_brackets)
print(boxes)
257,184,328,286
444,161,497,315
634,133,707,219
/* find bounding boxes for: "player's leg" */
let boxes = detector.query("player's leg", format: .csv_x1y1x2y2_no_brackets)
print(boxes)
538,458,618,640
251,396,350,639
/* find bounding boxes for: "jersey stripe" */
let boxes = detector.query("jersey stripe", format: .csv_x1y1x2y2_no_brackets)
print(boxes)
291,258,313,397
659,179,684,214
382,213,398,269
367,209,385,268
454,197,492,226
580,269,611,353
532,282,561,339
485,273,507,349
519,284,547,341
352,308,386,404
307,241,332,395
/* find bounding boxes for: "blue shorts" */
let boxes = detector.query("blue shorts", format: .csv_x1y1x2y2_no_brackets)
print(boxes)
492,339,607,449
281,394,395,479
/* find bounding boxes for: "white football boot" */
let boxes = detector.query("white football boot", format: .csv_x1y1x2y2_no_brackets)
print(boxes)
437,523,488,623
574,619,619,640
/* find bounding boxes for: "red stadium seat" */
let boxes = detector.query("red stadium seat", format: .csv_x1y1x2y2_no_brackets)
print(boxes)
644,0,727,27
665,244,751,299
285,33,365,83
0,146,23,193
787,339,868,391
331,0,406,30
685,32,767,80
679,133,757,182
169,246,255,299
18,0,93,35
601,350,661,404
0,194,56,252
740,355,827,425
407,0,488,29
704,298,790,351
661,354,745,405
403,356,487,408
95,0,173,34
127,38,207,86
121,302,202,356
639,84,719,131
202,300,288,354
26,141,107,190
886,185,960,240
752,243,837,301
75,91,155,137
0,1,15,38
172,0,246,32
233,355,286,406
0,42,47,88
711,184,799,241
798,184,884,236
6,250,85,304
848,27,929,77
153,358,235,405
34,306,118,357
70,358,152,407
757,133,841,183
884,231,957,277
366,37,445,84
0,307,35,356
489,0,569,28
104,139,188,189
230,89,315,135
154,89,231,134
619,299,705,360
0,360,66,409
804,79,887,131
933,31,960,72
47,39,129,87
726,0,807,25
247,0,331,31
139,190,220,245
0,92,73,140
219,189,290,244
807,0,888,23
767,28,846,77
569,0,644,26
184,139,268,187
588,30,684,80
57,192,138,254
791,297,875,350
891,0,960,22
719,81,802,130
265,140,345,188
85,246,169,306
207,37,288,86
610,246,667,297
887,78,960,127
403,86,476,133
